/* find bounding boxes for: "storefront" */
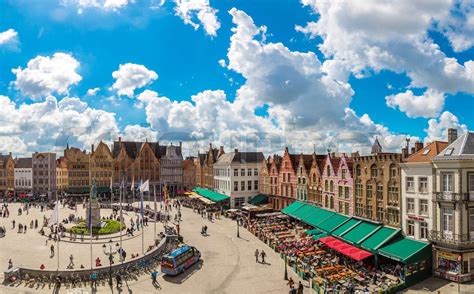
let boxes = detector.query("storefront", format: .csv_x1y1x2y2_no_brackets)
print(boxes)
433,248,472,282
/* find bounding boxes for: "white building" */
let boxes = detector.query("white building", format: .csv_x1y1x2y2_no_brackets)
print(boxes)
429,129,474,282
14,158,33,194
400,141,447,241
214,149,264,208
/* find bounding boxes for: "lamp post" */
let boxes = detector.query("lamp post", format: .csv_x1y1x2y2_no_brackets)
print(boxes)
284,254,288,280
236,218,240,238
102,240,120,286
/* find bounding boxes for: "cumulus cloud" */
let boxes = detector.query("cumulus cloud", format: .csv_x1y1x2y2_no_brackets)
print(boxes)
437,1,474,52
63,0,131,11
12,53,82,99
86,87,100,96
297,0,474,95
425,111,468,142
0,28,19,50
0,95,120,156
386,89,445,118
122,124,158,142
111,63,158,97
174,0,221,36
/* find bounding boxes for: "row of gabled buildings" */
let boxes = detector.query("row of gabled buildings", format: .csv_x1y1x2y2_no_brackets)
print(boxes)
0,137,193,198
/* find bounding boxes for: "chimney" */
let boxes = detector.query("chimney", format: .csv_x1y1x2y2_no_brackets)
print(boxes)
415,141,424,152
448,128,457,144
9,152,12,157
234,148,238,153
411,147,415,154
402,147,408,159
91,144,95,153
179,141,182,149
285,146,289,153
118,137,122,142
331,152,336,158
209,143,212,149
220,146,224,154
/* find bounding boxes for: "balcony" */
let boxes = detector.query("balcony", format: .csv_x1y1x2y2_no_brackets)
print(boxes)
434,192,468,202
429,230,474,248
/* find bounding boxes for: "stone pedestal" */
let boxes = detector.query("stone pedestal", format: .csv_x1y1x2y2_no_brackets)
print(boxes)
86,198,101,228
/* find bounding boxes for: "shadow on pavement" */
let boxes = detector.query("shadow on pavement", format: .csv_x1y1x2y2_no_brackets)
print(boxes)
162,260,204,285
402,277,451,293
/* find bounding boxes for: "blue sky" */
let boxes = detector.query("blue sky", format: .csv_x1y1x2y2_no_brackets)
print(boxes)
0,0,472,155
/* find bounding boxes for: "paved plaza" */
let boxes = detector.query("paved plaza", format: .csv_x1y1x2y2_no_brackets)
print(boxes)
0,203,306,293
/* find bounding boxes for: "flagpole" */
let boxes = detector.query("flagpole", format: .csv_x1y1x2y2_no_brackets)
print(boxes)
153,184,157,246
90,188,93,270
141,189,144,255
119,176,124,264
56,190,59,270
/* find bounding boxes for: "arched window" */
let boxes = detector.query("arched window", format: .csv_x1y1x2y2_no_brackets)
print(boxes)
325,180,328,191
327,165,330,176
371,164,378,178
325,195,329,207
366,182,373,199
356,164,361,176
312,173,316,183
389,164,397,178
330,196,334,209
330,180,334,192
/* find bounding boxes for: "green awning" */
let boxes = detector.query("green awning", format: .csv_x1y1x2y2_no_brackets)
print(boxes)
248,194,269,205
66,187,90,194
281,201,305,215
378,238,431,264
303,206,335,227
332,218,360,237
341,222,380,244
360,227,400,252
312,233,328,241
292,204,316,220
97,187,111,193
305,228,323,236
317,213,349,233
193,188,230,202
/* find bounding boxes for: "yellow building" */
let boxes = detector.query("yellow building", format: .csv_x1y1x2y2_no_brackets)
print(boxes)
56,157,68,194
0,153,15,197
64,146,90,195
90,142,113,195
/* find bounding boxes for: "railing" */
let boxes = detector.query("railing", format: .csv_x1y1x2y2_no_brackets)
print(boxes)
429,230,474,246
434,192,468,202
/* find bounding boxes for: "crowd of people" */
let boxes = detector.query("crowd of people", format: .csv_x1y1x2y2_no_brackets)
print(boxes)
245,213,405,293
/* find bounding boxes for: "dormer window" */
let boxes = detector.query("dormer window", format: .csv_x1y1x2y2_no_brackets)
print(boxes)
444,148,454,156
422,149,430,156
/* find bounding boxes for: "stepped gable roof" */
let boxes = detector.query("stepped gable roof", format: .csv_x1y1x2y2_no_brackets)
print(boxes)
299,154,314,171
434,132,474,160
406,141,448,163
16,158,32,169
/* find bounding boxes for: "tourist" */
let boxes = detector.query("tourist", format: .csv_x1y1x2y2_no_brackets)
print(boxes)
8,259,12,269
287,277,295,289
90,272,98,287
297,281,304,294
255,249,260,263
95,257,102,267
68,254,75,268
151,270,158,286
260,250,267,264
115,273,122,287
40,264,45,270
11,220,15,229
50,244,55,257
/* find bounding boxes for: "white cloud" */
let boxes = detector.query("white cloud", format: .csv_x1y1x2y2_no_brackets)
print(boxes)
218,59,226,67
63,0,131,11
0,28,19,50
0,95,120,156
122,124,158,141
111,63,158,97
86,87,100,96
297,0,474,95
12,53,82,99
424,111,468,142
386,89,445,118
437,1,474,52
104,0,130,10
174,0,221,36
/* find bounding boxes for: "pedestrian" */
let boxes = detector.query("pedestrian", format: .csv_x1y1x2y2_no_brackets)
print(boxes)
115,273,122,287
260,250,266,264
50,244,54,257
151,270,158,285
287,277,295,289
90,272,98,288
8,259,12,269
24,226,27,234
68,254,74,268
297,281,304,294
255,249,260,263
11,220,15,229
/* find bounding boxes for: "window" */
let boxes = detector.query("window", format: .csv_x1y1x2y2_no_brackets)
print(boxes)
420,222,428,239
406,177,415,192
344,203,349,215
254,168,258,176
444,148,454,156
330,181,334,192
442,173,453,192
419,199,428,216
248,169,252,176
327,165,330,176
344,187,350,199
241,181,245,191
366,184,373,199
234,197,245,207
419,177,428,193
389,164,397,178
468,173,474,193
371,164,378,178
355,181,362,198
241,169,245,176
248,181,252,190
469,208,474,237
338,201,343,213
329,197,334,209
234,169,238,177
355,165,361,177
338,186,343,198
325,180,328,191
254,180,258,190
388,185,398,204
407,220,415,237
406,198,415,214
442,208,454,233
422,149,430,156
341,169,346,179
376,184,383,200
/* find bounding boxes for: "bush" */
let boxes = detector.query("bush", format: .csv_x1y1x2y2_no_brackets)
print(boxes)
69,219,125,236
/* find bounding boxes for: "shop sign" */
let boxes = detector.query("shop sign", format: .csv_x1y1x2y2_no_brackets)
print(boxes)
438,251,459,261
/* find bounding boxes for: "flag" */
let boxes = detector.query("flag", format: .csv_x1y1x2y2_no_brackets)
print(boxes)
139,179,149,193
110,177,113,192
131,177,135,192
159,181,162,202
48,201,59,225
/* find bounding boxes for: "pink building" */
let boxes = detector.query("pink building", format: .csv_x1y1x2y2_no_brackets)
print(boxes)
321,153,353,216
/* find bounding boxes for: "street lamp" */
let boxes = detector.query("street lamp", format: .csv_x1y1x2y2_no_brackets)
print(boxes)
102,240,120,286
284,254,288,280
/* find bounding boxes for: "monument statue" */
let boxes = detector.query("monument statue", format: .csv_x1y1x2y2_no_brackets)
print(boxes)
86,178,101,229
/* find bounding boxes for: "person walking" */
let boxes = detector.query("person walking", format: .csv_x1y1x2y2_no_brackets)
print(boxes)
68,254,74,268
297,281,304,294
50,244,54,257
260,250,267,264
90,272,98,288
254,249,260,263
8,259,12,269
115,273,122,287
287,277,295,289
151,270,159,287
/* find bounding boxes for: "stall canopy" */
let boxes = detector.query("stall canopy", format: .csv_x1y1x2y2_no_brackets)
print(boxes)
305,228,323,236
281,201,305,215
340,221,381,245
319,236,373,261
312,233,328,241
360,227,401,252
317,213,349,233
193,188,230,202
303,206,335,227
378,238,431,264
332,218,360,237
248,194,269,205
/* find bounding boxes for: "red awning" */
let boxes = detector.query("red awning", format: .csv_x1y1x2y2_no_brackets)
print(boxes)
319,236,373,261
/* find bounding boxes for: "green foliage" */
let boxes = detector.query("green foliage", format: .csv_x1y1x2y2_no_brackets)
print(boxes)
69,219,125,236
